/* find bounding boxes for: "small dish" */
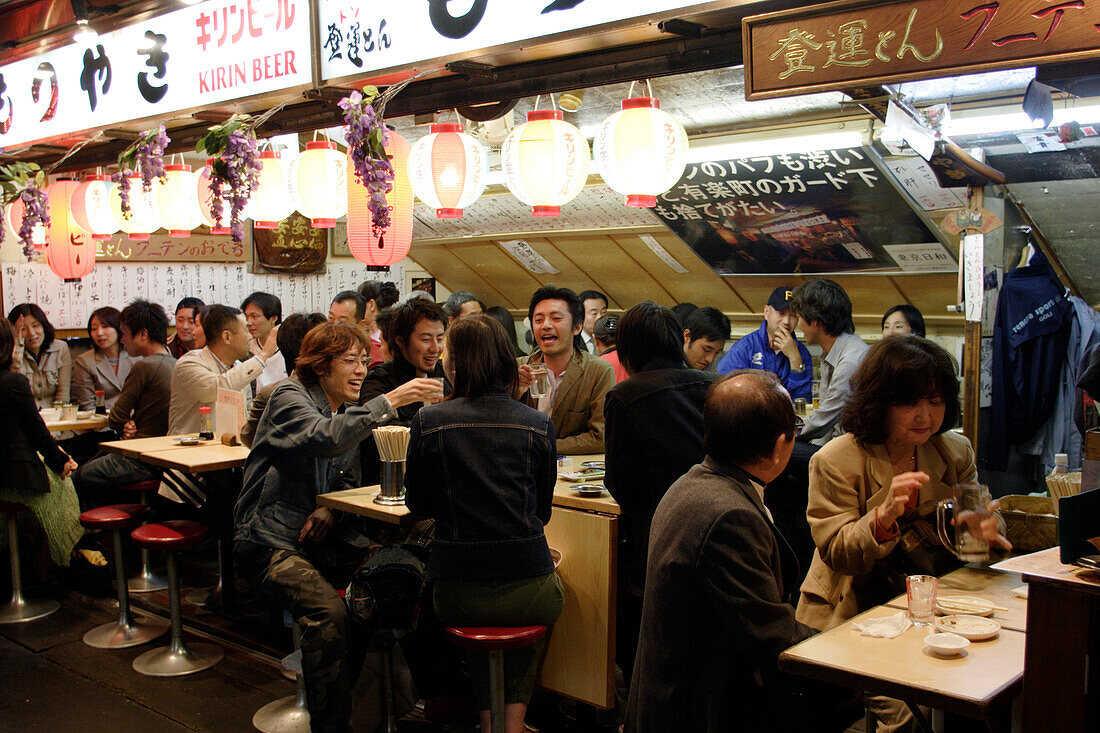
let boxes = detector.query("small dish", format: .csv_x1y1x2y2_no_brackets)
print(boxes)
936,596,995,617
573,484,606,497
75,411,94,420
39,409,62,422
935,614,1001,640
581,461,605,469
175,437,202,446
560,467,605,482
924,632,970,657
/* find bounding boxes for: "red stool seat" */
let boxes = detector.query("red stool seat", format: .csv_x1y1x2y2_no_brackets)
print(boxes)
445,626,548,652
79,504,149,530
119,479,161,493
131,520,207,550
0,502,28,513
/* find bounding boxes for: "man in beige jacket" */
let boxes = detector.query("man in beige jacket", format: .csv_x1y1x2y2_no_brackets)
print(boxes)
519,285,614,455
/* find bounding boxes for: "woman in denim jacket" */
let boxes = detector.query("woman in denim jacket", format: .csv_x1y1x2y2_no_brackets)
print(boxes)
405,315,564,733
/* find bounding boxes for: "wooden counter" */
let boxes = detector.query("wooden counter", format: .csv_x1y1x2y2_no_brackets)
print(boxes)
319,454,621,710
781,605,1024,722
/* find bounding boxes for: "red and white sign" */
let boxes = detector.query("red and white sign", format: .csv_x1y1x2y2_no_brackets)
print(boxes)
0,0,311,150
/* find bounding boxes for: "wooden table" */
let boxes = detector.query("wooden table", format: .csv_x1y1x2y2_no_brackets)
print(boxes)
780,604,1025,727
992,547,1100,730
44,415,109,432
319,453,620,710
884,565,1029,632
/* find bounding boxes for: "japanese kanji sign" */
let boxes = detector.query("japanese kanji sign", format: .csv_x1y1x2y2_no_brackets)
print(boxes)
652,147,947,275
743,0,1100,99
0,0,310,149
318,0,728,83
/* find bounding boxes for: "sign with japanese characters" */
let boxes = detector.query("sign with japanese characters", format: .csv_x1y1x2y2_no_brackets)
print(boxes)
318,0,727,83
94,231,247,262
883,242,957,272
743,0,1100,100
0,0,310,149
883,156,967,211
652,147,946,275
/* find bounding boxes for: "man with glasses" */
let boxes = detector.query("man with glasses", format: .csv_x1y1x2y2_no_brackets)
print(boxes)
235,322,441,733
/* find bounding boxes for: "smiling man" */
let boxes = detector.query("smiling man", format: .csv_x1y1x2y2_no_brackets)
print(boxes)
242,291,286,389
358,298,450,484
234,321,441,733
520,284,614,454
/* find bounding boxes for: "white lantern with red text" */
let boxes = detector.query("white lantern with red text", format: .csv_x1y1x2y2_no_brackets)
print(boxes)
109,174,162,240
249,151,292,229
70,174,119,240
502,110,590,217
158,164,203,238
347,131,413,267
291,141,346,228
408,123,488,218
45,179,95,281
5,198,47,248
594,97,688,208
196,159,229,235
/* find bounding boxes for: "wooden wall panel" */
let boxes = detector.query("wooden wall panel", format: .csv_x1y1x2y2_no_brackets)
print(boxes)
546,235,669,309
608,232,746,312
406,245,513,306
444,241,544,309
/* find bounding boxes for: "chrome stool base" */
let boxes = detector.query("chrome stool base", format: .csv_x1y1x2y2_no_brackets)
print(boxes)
0,597,60,624
127,566,168,593
83,614,169,649
133,641,224,677
252,694,310,733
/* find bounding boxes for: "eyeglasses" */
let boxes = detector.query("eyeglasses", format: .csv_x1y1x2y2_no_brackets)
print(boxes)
794,415,805,436
339,356,370,367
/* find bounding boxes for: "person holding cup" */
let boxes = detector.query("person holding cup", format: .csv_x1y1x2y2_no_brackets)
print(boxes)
796,335,1010,733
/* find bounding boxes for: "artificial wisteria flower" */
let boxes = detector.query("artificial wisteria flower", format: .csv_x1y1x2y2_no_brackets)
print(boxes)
114,123,170,220
340,89,395,235
17,185,49,259
198,115,262,244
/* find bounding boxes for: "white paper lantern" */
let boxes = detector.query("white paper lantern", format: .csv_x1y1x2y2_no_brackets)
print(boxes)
251,151,294,229
408,123,488,219
70,174,119,240
594,97,688,208
158,164,203,238
502,110,590,217
291,141,347,228
109,173,162,240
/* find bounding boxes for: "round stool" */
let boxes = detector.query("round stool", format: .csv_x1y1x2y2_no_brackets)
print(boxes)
445,626,548,733
0,502,60,624
130,521,224,676
78,504,169,648
118,478,168,593
253,621,310,733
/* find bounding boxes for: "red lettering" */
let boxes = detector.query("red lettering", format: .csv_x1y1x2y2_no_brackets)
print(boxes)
234,63,246,86
274,52,283,78
216,66,226,90
253,58,263,82
264,55,273,79
284,50,297,75
199,70,210,94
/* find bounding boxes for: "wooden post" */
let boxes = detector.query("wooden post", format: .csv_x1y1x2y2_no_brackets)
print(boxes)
961,177,984,446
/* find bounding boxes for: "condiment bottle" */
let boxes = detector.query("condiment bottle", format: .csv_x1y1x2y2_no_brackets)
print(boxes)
94,389,106,415
198,406,214,440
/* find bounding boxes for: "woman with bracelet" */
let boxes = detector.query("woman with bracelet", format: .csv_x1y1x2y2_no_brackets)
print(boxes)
796,335,1010,731
8,303,72,409
405,315,564,733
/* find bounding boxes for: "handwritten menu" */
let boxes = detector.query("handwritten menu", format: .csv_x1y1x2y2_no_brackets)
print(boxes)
1,261,406,330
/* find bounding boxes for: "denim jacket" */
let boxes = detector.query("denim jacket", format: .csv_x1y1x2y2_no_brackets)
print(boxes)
404,389,557,582
233,379,397,551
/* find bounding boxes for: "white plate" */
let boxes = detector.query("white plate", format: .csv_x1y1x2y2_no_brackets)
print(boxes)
924,632,970,656
935,614,1001,640
936,596,995,617
75,411,94,420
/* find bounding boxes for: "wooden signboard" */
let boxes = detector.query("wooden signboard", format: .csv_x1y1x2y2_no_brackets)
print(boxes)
95,231,247,262
744,0,1100,100
253,212,328,274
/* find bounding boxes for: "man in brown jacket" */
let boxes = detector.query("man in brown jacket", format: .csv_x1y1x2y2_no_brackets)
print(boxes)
519,285,614,454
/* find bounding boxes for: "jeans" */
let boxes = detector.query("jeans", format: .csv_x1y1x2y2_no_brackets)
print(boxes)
74,452,157,509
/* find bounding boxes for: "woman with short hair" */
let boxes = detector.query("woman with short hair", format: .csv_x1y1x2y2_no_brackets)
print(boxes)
881,304,926,338
8,303,71,408
796,335,1009,731
405,315,564,733
72,307,136,413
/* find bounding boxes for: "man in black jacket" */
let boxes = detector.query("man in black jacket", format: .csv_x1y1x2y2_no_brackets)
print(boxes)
625,369,815,732
358,298,449,485
604,302,716,683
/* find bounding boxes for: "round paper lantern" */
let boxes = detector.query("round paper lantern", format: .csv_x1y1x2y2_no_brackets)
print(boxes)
502,110,590,217
408,123,488,219
250,151,293,229
109,174,162,240
46,179,95,281
157,164,202,238
347,131,413,267
291,141,347,228
594,97,688,208
195,158,230,235
70,174,119,240
5,198,47,248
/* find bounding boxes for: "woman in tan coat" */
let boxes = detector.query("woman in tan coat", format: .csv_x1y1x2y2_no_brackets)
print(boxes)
795,335,1009,732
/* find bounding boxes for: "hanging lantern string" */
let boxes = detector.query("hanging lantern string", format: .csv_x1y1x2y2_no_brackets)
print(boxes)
44,131,104,176
372,67,444,120
646,79,654,98
533,94,542,111
627,81,636,99
550,94,558,112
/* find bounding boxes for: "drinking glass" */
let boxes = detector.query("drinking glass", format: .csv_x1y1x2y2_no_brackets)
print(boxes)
529,367,550,398
906,574,938,626
937,483,993,562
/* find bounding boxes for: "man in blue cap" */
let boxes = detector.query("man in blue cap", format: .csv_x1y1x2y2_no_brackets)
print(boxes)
717,286,812,401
